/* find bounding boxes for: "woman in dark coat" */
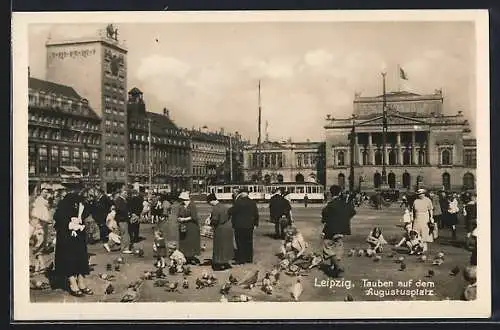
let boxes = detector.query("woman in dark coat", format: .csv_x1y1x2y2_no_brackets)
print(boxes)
158,192,179,247
177,191,201,265
53,187,95,297
206,193,234,271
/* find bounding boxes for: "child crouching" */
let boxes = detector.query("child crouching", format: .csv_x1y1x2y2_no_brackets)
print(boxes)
366,227,387,254
395,226,424,255
322,234,344,277
167,242,187,273
279,226,308,263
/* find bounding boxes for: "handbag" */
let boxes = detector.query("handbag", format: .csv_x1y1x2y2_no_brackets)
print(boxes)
179,222,187,233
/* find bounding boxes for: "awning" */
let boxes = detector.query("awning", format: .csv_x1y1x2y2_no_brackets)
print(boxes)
60,166,81,173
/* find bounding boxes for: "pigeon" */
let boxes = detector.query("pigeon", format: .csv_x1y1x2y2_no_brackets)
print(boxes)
235,294,252,302
196,278,205,289
366,249,375,257
134,248,145,257
387,252,394,259
106,263,113,271
419,255,428,262
104,283,115,295
272,272,281,285
229,274,238,285
290,277,303,301
463,283,477,301
399,262,407,271
168,265,177,275
220,282,232,295
436,252,445,259
202,271,210,280
153,279,169,287
262,284,273,295
166,282,179,292
396,256,405,263
155,259,163,269
432,259,444,266
357,249,364,257
463,266,477,284
141,271,152,280
121,288,139,302
128,280,143,290
182,277,189,289
449,266,461,276
373,255,382,262
220,295,228,302
347,248,356,257
30,279,50,290
155,268,166,279
99,273,115,281
183,266,192,276
344,294,354,302
201,243,207,252
427,269,435,277
308,255,323,269
114,264,121,272
262,273,272,287
115,257,124,264
240,270,259,289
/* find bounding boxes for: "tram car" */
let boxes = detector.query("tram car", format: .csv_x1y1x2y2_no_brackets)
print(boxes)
206,184,266,202
264,182,325,203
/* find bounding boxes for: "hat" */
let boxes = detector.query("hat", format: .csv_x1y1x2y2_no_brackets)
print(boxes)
206,193,217,203
332,234,343,240
179,191,190,200
329,185,342,196
167,242,177,249
285,226,298,236
416,188,426,195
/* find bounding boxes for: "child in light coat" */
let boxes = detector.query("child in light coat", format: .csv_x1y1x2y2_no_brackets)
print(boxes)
366,227,388,254
167,242,187,273
104,206,121,252
396,226,424,255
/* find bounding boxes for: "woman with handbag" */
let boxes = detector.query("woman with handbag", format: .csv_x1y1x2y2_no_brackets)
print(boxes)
411,188,435,253
206,193,234,271
177,192,201,265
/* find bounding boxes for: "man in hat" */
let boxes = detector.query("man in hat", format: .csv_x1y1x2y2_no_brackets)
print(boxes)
320,185,356,277
269,188,292,239
230,187,259,264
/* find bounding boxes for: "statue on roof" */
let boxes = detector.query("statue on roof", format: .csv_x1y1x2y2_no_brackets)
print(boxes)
106,24,119,41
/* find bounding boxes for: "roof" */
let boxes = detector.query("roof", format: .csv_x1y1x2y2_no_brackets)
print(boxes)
128,87,143,95
29,77,82,100
129,111,189,138
29,77,100,120
376,91,421,98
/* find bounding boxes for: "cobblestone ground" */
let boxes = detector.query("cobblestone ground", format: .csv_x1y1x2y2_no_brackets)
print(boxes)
30,203,473,303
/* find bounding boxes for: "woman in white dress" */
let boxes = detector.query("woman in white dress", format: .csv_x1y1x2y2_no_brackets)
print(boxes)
411,188,434,253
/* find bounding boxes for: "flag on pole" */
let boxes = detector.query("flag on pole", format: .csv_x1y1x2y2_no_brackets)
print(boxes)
399,66,408,80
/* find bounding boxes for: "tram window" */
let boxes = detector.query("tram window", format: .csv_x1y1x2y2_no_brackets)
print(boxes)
217,187,223,193
224,186,231,193
258,186,263,193
289,187,295,193
296,186,304,194
306,186,312,194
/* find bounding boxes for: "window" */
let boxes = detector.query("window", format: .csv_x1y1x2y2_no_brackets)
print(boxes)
338,173,346,189
28,144,36,174
442,172,451,191
464,149,476,167
402,172,411,189
389,149,397,165
337,151,345,166
50,147,59,174
463,173,475,190
441,149,452,165
374,150,382,165
403,149,411,165
362,150,369,165
61,147,71,166
73,148,81,167
38,145,48,175
418,150,426,165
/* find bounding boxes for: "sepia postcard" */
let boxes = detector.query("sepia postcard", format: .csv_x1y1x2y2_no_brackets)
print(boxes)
12,10,490,320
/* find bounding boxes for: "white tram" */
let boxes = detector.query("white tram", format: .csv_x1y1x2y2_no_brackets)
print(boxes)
207,184,266,202
264,182,325,202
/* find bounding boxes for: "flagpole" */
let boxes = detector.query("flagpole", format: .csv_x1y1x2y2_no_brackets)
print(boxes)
397,64,401,92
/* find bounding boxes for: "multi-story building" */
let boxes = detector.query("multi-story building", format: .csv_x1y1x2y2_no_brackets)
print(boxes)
127,88,191,192
45,24,128,193
28,76,102,193
242,140,326,185
324,90,477,192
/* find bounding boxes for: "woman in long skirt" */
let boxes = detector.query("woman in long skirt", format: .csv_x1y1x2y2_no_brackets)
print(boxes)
177,192,201,265
159,193,180,247
412,188,434,253
53,188,95,297
206,193,234,271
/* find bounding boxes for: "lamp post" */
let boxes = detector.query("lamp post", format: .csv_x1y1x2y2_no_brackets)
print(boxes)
148,117,152,193
381,72,388,187
349,113,356,192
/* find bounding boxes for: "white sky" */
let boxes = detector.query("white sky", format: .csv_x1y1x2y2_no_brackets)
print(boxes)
28,21,476,143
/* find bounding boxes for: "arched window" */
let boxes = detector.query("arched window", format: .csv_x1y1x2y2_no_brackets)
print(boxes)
338,173,345,189
463,172,475,190
295,173,304,183
388,172,396,189
362,150,369,165
251,174,259,182
441,149,452,165
403,149,411,165
402,172,411,189
442,172,451,191
276,174,284,183
389,150,397,165
374,172,382,188
418,150,426,165
337,151,345,166
264,174,271,185
375,150,382,165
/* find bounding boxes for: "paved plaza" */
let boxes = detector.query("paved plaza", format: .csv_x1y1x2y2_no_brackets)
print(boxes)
30,203,472,303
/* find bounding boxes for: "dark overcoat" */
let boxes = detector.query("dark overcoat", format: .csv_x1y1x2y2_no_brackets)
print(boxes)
210,203,234,264
321,197,356,238
177,202,200,258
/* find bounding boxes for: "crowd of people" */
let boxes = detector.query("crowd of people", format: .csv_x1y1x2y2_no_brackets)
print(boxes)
29,182,477,300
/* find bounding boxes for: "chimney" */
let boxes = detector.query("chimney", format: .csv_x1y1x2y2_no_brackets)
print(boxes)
163,108,169,118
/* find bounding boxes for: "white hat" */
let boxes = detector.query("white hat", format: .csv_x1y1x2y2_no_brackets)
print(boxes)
416,188,426,195
179,191,190,200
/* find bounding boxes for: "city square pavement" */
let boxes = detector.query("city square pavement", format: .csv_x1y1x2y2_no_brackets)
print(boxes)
30,202,472,303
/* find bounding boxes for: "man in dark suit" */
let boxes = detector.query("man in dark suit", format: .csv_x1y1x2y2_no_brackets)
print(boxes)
127,190,143,244
91,189,113,242
230,187,259,264
114,187,132,254
268,188,292,239
321,185,356,277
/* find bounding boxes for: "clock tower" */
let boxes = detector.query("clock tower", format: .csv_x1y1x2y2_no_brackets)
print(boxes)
46,24,129,192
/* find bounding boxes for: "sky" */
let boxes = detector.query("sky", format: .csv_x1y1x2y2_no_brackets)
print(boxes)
28,21,476,143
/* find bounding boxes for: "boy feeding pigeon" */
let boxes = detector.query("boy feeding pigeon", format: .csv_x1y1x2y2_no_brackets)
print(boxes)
167,242,187,273
279,226,308,263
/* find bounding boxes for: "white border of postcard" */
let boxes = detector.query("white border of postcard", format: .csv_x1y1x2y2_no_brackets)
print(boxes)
12,10,490,320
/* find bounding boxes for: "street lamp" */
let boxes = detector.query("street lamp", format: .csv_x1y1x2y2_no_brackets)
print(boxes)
381,72,388,188
349,113,357,192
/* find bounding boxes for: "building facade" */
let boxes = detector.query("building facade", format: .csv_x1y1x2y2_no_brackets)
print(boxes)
242,140,326,185
28,77,102,193
45,24,128,193
127,88,191,192
324,90,477,192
